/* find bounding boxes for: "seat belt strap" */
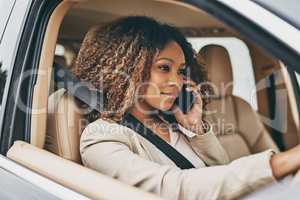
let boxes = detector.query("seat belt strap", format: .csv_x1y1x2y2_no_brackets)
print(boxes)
120,113,195,169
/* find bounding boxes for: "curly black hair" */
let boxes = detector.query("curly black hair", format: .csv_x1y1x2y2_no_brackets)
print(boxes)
72,16,208,122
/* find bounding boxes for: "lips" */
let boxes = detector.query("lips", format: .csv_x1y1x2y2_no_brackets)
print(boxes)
161,92,178,99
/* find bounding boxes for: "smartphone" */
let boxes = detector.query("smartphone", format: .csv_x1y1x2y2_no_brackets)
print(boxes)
174,84,196,114
159,83,196,123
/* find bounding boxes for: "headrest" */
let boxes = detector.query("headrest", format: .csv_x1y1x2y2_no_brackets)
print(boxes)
53,63,105,113
199,45,233,98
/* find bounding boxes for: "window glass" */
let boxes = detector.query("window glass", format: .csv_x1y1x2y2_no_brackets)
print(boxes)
0,0,15,43
253,0,300,30
0,0,15,111
188,37,258,110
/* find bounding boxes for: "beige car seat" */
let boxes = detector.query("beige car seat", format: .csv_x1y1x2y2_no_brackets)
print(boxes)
45,88,88,163
199,45,279,160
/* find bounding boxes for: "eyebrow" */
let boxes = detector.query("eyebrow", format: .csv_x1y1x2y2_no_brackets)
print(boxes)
155,57,186,67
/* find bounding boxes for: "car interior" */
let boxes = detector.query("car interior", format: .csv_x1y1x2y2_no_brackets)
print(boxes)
6,0,300,199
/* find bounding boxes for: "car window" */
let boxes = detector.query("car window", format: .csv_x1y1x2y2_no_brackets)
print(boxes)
0,0,15,111
253,0,300,30
0,0,30,113
188,37,258,110
0,0,15,43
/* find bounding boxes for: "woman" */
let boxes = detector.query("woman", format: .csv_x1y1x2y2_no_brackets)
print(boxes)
73,16,300,200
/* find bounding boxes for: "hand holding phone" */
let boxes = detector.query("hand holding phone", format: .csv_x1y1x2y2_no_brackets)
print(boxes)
160,81,199,124
175,83,196,114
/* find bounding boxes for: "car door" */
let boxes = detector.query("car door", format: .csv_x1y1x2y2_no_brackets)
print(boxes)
0,154,90,199
1,0,299,199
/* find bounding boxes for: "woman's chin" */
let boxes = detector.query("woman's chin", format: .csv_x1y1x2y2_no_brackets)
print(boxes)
159,104,173,112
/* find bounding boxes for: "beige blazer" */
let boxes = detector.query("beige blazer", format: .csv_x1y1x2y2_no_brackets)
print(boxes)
80,118,276,200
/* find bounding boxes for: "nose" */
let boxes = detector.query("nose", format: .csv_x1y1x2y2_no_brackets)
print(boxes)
167,72,183,88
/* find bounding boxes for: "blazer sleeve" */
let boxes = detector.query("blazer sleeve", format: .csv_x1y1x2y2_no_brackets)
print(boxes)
177,123,231,166
80,121,276,200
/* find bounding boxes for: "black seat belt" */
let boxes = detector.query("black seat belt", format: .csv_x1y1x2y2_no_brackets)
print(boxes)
120,113,195,169
53,64,195,169
267,73,285,151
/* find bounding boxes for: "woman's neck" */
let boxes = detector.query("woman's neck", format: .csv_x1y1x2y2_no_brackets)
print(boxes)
129,101,158,122
129,101,171,143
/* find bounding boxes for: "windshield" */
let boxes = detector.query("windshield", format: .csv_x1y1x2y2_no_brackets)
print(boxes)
252,0,300,30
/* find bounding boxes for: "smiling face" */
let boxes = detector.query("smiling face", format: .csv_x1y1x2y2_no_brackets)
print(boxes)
134,41,186,114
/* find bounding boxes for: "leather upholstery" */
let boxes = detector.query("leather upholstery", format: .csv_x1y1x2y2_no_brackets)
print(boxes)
46,88,88,163
199,45,279,159
201,45,233,98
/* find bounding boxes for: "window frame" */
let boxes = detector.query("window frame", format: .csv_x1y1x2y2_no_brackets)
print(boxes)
0,0,61,155
0,0,33,154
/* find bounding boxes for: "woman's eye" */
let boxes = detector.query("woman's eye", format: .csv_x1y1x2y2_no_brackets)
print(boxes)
158,65,170,72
